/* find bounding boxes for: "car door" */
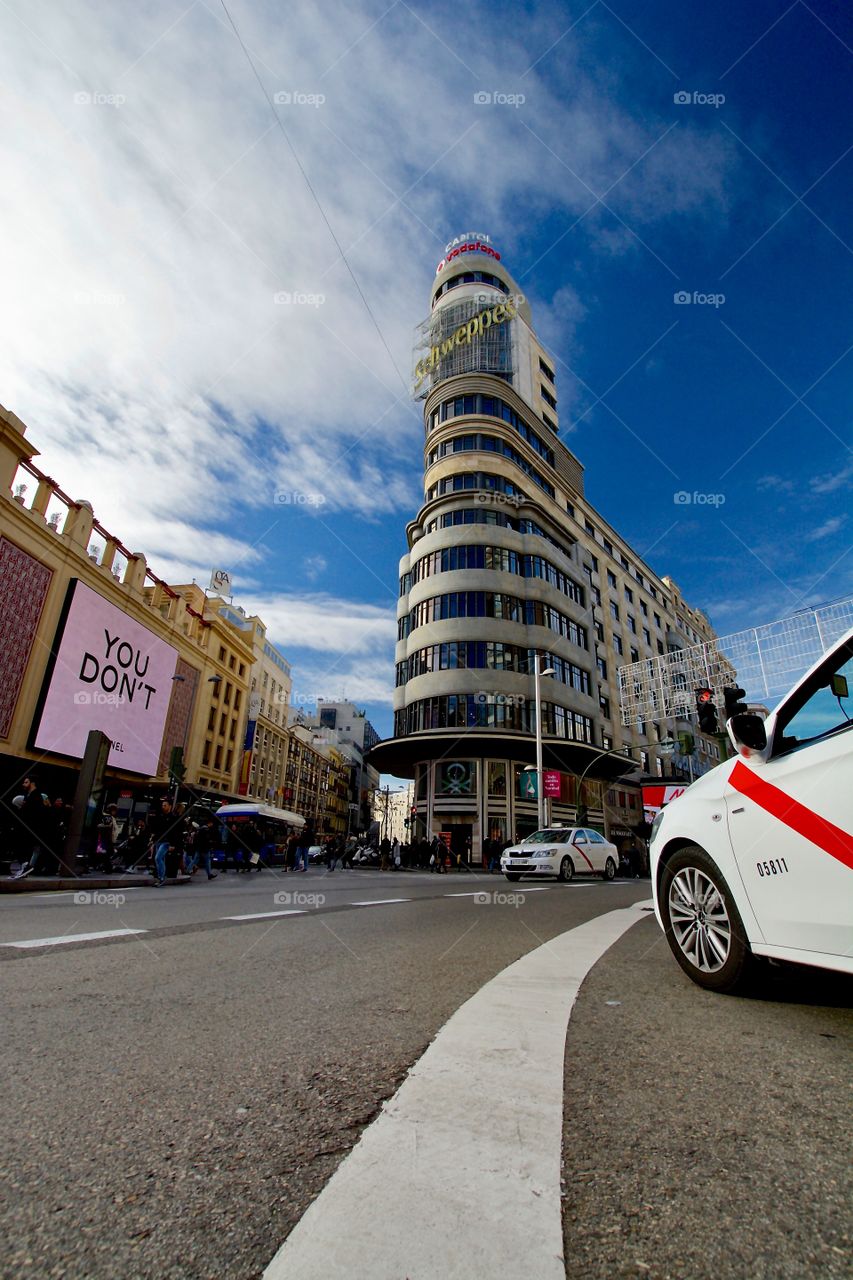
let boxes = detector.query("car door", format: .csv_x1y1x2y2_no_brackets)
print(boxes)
571,830,596,874
724,642,853,957
585,830,608,871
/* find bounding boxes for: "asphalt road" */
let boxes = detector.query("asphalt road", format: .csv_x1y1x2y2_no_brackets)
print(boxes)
0,868,850,1279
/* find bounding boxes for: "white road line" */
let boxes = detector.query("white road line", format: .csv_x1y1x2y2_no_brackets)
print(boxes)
2,928,148,949
443,892,482,898
222,910,306,921
352,899,410,907
263,900,652,1280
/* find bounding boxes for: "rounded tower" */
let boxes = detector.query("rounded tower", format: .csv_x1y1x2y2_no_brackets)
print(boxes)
372,234,603,858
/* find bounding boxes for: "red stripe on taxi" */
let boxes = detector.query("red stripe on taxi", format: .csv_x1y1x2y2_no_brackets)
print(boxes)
730,760,853,871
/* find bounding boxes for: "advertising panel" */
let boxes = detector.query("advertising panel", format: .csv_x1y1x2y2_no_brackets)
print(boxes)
32,580,179,776
543,770,562,798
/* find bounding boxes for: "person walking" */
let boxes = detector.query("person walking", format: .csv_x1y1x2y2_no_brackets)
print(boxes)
379,836,391,871
193,817,218,880
391,837,401,871
340,835,356,870
147,798,183,886
296,822,315,873
13,777,49,878
326,835,341,873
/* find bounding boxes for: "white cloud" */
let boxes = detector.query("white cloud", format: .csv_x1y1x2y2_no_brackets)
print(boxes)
805,515,846,542
0,0,735,577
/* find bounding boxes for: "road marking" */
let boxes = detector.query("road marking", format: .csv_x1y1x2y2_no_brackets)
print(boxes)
352,899,410,907
222,910,306,921
263,899,652,1280
2,928,148,949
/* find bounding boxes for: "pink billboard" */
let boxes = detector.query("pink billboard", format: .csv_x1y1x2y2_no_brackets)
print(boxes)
33,580,179,775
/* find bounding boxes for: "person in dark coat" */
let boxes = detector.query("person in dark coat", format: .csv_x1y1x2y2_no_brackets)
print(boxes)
14,777,49,877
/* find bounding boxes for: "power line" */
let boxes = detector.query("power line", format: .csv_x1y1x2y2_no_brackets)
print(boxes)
217,0,411,396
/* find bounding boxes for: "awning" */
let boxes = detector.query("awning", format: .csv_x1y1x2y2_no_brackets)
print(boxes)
367,731,643,783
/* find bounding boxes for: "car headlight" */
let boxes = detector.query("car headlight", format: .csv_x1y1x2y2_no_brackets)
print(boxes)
534,850,553,859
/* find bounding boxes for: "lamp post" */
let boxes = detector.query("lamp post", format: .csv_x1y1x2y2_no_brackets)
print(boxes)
525,653,556,829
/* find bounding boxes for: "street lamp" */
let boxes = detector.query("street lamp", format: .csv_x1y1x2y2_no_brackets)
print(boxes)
524,654,556,829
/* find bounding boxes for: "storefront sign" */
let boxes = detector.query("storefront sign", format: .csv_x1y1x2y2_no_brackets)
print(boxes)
413,296,518,390
543,770,562,798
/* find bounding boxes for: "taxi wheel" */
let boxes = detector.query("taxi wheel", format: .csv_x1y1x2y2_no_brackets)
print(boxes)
603,856,616,881
505,873,521,882
660,846,753,993
558,856,574,883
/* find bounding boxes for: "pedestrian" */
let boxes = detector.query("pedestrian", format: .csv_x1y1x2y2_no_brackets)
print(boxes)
296,822,314,873
341,835,356,870
391,837,401,871
327,835,341,872
284,831,298,873
147,798,183,886
193,817,218,880
123,817,150,871
13,777,49,878
379,836,391,871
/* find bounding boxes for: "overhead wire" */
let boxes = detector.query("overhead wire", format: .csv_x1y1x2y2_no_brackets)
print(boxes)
217,0,411,396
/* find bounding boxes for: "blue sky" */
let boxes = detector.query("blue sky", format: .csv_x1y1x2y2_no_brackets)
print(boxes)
2,0,852,742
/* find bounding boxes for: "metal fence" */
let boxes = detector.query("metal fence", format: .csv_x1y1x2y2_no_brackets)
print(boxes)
619,597,853,726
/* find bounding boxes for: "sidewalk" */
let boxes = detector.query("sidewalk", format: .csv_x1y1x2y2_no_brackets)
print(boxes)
1,870,191,893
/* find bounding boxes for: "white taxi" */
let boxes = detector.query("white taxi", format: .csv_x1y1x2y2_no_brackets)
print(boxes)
650,625,853,992
502,826,619,883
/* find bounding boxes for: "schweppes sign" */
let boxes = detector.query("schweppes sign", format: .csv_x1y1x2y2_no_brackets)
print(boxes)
413,296,517,391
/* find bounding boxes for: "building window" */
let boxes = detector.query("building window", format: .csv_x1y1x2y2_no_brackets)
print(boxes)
640,601,648,617
627,615,636,633
596,656,608,680
643,628,651,646
607,570,617,589
603,538,613,556
630,647,639,663
654,613,662,628
610,601,619,621
541,385,557,410
542,413,558,432
585,520,595,536
613,635,623,655
539,357,555,382
624,586,633,603
202,740,211,766
599,695,611,719
566,502,574,517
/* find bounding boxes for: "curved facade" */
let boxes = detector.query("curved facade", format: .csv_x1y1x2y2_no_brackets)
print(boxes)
371,240,722,860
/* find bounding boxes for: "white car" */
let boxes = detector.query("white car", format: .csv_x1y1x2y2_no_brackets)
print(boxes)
650,625,853,993
502,827,619,883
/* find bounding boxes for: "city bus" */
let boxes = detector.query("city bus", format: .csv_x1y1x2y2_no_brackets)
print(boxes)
213,802,305,870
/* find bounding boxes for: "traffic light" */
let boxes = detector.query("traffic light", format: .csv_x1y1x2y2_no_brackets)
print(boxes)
694,688,718,735
723,685,748,720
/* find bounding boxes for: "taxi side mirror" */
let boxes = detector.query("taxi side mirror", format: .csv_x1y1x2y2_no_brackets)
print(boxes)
727,712,767,754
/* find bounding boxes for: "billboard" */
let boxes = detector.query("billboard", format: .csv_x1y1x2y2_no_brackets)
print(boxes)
33,580,179,775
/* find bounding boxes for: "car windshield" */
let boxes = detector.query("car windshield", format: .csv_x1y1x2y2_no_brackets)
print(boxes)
523,828,571,844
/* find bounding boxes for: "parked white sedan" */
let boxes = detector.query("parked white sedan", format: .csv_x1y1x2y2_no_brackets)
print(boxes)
650,625,853,993
502,827,619,883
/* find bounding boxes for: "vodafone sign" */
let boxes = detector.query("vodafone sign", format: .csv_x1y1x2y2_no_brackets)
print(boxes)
436,232,501,275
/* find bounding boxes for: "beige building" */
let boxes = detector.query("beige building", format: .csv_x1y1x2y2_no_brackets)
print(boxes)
371,240,722,859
